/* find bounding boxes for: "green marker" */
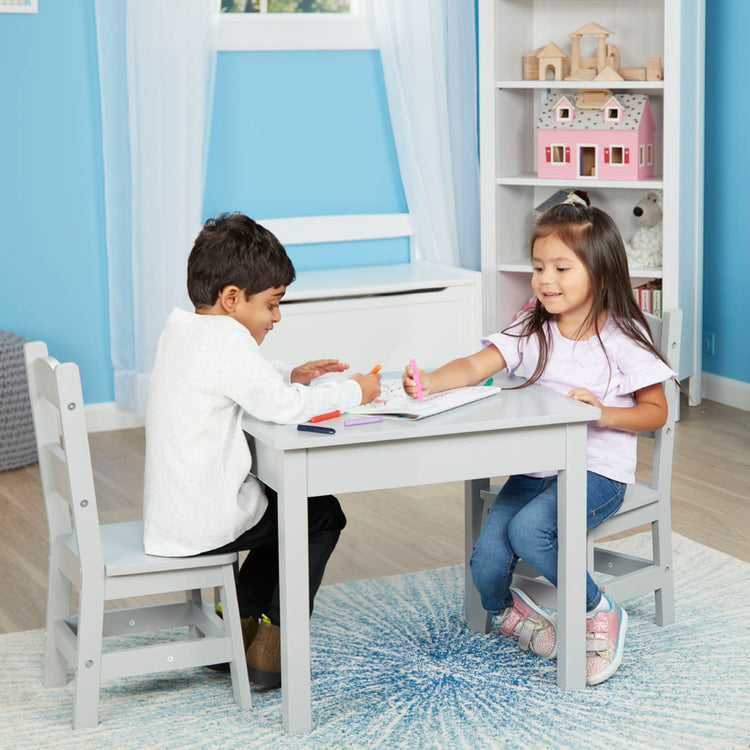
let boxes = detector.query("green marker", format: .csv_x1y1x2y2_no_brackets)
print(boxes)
484,377,494,386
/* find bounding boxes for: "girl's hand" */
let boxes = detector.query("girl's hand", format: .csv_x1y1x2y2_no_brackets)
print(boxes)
402,363,432,399
567,382,668,432
566,387,608,426
351,372,381,404
291,359,349,385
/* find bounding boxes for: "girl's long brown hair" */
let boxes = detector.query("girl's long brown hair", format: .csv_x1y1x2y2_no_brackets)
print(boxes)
504,203,670,389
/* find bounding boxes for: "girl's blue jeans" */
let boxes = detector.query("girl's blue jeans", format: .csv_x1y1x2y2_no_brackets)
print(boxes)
469,472,626,613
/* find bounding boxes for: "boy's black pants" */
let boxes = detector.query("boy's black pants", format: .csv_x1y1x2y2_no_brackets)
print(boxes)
204,486,346,625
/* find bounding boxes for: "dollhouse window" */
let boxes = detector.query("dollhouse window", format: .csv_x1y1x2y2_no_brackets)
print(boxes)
610,146,624,165
647,144,653,165
640,145,645,166
603,102,623,124
551,145,566,163
554,99,574,123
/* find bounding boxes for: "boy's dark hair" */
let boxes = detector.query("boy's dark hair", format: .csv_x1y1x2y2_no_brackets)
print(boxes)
187,213,296,307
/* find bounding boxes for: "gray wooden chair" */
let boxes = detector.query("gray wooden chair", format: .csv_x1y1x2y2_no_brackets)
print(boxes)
24,341,252,729
476,309,681,627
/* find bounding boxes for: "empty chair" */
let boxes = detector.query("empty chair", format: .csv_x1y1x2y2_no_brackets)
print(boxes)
24,341,251,729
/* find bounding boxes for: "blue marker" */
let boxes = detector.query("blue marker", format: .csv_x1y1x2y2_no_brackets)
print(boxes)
297,424,335,435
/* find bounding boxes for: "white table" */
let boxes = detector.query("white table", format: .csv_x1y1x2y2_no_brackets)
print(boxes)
242,376,599,733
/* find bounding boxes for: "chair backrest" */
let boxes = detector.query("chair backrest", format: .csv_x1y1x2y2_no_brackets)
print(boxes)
24,342,104,575
641,309,682,492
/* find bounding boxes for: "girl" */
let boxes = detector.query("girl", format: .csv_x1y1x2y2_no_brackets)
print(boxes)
402,203,676,685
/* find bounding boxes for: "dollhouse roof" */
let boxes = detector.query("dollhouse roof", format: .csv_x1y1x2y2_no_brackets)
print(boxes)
537,90,651,131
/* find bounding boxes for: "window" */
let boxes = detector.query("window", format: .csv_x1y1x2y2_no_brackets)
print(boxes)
551,145,566,163
554,98,574,123
218,0,375,50
647,144,653,165
602,100,623,124
639,145,645,166
610,146,624,165
222,1,352,13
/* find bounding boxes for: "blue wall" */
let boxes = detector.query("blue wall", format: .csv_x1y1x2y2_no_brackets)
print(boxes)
204,50,408,271
703,1,749,383
0,2,111,401
0,0,746,405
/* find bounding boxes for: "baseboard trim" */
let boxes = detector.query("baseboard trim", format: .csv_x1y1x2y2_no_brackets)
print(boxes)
702,372,750,412
85,402,144,433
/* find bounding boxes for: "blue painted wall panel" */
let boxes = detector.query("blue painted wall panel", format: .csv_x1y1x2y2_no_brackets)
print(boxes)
703,0,750,382
0,1,111,402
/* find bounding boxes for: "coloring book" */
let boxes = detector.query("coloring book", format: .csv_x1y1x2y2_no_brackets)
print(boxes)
346,378,502,420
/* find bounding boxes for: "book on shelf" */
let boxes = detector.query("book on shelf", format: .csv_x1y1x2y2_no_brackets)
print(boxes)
634,279,662,317
346,378,502,420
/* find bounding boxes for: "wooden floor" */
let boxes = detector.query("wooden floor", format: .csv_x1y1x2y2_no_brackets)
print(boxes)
1,396,748,634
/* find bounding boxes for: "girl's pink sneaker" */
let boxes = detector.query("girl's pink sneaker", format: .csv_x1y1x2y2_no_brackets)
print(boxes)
585,594,628,685
492,587,557,659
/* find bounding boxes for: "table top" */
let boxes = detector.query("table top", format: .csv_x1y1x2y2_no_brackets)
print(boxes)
242,373,600,451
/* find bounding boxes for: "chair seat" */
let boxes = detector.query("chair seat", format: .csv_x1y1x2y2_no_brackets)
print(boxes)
62,520,238,577
481,481,660,517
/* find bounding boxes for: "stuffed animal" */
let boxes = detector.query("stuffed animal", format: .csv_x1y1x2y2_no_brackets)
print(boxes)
625,190,663,268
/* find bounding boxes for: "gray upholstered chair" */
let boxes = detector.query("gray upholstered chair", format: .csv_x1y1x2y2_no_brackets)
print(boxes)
477,309,681,627
24,341,251,729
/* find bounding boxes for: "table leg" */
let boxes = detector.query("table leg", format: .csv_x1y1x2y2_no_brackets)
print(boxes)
277,451,313,732
464,478,490,633
556,422,588,691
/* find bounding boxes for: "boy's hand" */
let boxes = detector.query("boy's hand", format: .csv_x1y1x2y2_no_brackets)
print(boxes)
351,372,381,404
402,363,431,399
291,359,349,385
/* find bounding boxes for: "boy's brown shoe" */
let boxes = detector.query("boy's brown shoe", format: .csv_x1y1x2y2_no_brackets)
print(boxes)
207,615,259,673
246,616,281,688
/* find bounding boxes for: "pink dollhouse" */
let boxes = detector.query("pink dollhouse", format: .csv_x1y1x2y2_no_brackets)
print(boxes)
537,89,656,181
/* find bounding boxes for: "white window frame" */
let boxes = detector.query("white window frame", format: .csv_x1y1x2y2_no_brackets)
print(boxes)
217,0,376,51
610,145,625,166
551,144,566,164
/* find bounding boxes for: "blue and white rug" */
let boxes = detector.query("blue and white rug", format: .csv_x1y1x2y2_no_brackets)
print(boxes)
2,533,749,749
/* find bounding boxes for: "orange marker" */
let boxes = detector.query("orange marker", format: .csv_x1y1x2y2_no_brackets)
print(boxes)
368,364,382,375
310,410,340,423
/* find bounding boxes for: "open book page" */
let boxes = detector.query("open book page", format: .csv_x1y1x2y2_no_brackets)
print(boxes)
347,378,502,420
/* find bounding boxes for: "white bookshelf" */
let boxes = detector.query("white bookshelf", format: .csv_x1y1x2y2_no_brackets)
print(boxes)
478,0,705,399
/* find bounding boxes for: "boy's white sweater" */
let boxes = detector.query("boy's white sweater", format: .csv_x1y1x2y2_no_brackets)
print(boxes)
143,308,361,556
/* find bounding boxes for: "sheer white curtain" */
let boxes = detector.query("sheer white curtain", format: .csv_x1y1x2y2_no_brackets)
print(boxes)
373,0,479,270
95,0,218,415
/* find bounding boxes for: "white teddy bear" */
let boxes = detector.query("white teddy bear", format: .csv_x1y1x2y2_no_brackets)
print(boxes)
625,189,663,269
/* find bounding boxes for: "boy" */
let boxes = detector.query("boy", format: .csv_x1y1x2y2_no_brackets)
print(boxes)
143,212,381,687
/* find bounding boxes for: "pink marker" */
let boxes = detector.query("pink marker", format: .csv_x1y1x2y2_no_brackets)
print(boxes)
410,358,423,402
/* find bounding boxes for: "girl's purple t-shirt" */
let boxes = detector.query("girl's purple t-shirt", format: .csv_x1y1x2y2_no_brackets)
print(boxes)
482,317,676,483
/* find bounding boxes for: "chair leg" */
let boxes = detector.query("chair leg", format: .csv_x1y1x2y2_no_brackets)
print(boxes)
72,588,105,730
44,560,71,688
187,588,204,639
652,519,675,626
220,564,252,710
